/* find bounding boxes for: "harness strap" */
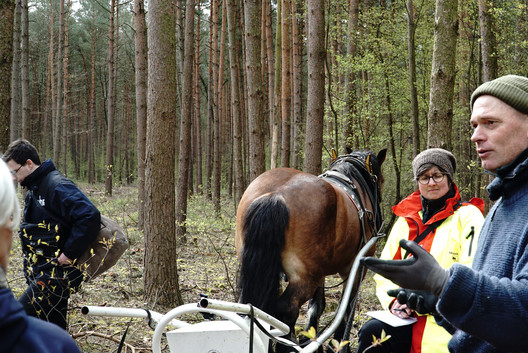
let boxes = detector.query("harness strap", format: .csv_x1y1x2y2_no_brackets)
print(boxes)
319,170,369,246
403,200,462,259
321,171,362,213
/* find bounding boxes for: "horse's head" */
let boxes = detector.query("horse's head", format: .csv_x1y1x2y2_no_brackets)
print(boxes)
329,148,387,229
330,149,386,186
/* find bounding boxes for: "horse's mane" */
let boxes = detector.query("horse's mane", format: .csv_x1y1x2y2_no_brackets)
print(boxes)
330,150,382,183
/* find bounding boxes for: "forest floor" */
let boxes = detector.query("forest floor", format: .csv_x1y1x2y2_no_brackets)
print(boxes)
7,183,383,353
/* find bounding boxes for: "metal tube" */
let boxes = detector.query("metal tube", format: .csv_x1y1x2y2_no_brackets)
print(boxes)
199,298,290,336
81,305,189,329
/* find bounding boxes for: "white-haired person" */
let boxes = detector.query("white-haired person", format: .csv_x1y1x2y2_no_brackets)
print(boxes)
0,159,81,352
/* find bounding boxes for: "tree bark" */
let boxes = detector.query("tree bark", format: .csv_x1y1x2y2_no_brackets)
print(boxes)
280,0,291,168
342,0,359,152
144,0,181,307
20,0,29,139
176,0,196,242
88,21,96,184
291,0,303,170
270,0,281,169
194,0,203,194
407,0,420,156
47,1,56,160
227,0,244,203
9,0,20,144
427,0,457,149
105,0,116,195
54,0,64,166
304,0,325,175
478,0,497,81
134,0,147,226
264,0,275,163
206,0,217,199
213,0,227,212
244,0,266,181
62,0,71,175
0,0,13,150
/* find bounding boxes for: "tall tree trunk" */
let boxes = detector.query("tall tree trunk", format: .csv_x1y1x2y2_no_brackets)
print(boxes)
105,0,116,195
207,0,219,199
264,0,275,163
62,0,70,175
227,0,244,204
478,0,497,81
20,0,29,139
134,0,147,226
213,0,227,212
9,0,20,143
270,0,281,169
176,0,195,244
244,0,266,181
342,0,359,152
291,0,303,169
194,0,203,194
48,1,56,160
88,23,96,183
144,0,180,307
0,0,13,150
304,0,325,175
54,0,64,166
427,0,457,149
280,0,291,167
407,0,420,156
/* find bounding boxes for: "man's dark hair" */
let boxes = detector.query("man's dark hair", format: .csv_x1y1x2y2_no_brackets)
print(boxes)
2,139,41,165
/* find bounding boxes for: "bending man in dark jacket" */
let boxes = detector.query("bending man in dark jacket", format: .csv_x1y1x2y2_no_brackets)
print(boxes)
0,158,81,352
362,75,528,352
3,139,100,330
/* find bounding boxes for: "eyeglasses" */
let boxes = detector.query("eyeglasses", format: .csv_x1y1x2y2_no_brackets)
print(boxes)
417,173,446,185
10,164,24,176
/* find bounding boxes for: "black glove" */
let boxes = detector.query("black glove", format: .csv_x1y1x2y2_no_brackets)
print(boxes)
361,239,450,296
387,288,438,315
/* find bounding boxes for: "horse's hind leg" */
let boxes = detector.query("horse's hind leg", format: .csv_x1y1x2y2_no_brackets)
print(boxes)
306,281,325,331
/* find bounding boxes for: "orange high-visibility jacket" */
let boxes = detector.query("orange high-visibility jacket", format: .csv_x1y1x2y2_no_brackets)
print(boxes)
375,184,485,353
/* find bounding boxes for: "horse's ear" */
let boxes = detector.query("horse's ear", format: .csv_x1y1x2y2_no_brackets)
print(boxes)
331,148,338,163
377,148,387,166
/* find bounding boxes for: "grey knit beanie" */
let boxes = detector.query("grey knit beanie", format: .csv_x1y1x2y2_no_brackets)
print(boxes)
412,148,456,181
471,75,528,114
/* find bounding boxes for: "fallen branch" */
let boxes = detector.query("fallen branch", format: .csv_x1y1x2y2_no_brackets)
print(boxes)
72,330,137,353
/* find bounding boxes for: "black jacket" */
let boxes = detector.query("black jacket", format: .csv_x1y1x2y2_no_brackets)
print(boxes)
19,159,100,285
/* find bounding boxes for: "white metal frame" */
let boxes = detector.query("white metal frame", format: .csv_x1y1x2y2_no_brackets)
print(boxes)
81,234,382,353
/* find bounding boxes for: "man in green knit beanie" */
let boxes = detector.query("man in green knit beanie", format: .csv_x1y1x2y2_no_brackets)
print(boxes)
361,74,528,353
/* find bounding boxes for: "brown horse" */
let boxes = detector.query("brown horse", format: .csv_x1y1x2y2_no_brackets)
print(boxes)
235,149,386,349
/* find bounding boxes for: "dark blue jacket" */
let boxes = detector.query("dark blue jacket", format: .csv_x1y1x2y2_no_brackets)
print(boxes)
437,149,528,352
21,159,100,260
0,288,81,352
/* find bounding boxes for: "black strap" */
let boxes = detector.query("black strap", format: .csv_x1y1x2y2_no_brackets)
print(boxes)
403,221,443,259
403,200,462,259
116,319,132,353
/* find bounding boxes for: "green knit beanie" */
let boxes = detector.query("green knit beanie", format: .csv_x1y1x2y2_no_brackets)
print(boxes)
471,75,528,114
412,148,456,181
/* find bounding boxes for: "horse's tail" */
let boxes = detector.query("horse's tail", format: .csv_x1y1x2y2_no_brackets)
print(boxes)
238,194,289,315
